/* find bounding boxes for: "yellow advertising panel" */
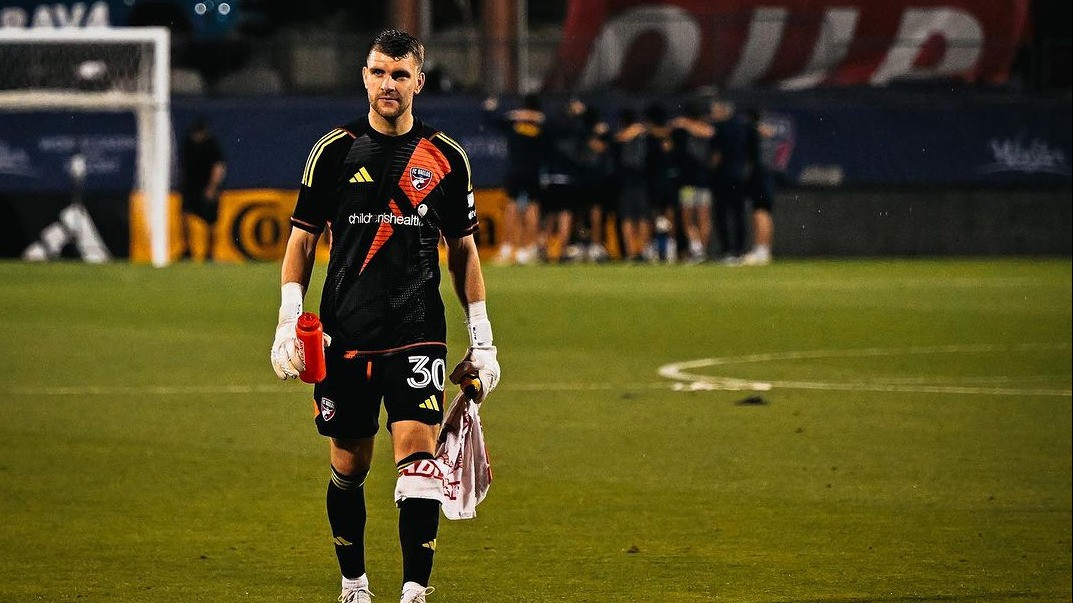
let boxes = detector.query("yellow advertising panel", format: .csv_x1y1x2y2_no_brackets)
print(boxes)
212,189,304,262
131,188,507,263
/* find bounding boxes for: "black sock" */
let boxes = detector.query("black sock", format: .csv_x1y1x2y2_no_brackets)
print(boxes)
327,466,367,579
398,498,440,586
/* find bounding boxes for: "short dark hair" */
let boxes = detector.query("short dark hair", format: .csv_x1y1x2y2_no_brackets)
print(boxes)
368,29,424,68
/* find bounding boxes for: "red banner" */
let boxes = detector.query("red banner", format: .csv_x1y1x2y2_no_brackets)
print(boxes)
546,0,1030,91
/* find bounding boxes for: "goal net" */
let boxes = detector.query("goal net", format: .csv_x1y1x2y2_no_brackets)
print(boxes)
0,27,171,266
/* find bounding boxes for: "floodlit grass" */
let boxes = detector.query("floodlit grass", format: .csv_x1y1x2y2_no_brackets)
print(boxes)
0,258,1069,602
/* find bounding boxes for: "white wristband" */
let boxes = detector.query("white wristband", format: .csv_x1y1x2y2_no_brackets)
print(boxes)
466,300,493,348
279,282,304,323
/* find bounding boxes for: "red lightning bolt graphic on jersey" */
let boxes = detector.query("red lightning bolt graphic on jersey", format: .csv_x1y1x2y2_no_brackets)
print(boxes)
359,200,404,274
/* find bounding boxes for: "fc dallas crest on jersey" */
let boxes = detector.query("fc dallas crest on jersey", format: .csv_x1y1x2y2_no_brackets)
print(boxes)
410,167,433,191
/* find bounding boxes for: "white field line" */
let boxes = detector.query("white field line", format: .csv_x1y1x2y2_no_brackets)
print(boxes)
6,384,293,396
4,344,1069,398
2,382,669,397
659,343,1072,397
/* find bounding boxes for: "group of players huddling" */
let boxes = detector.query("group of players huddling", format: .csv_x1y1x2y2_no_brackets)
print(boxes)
484,90,778,267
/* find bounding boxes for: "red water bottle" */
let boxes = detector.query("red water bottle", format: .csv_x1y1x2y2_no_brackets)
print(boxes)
295,312,326,384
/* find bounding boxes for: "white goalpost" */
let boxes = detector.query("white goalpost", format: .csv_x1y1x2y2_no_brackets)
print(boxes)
0,27,172,266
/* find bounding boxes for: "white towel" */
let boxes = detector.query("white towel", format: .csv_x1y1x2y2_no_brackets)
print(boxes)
435,391,492,520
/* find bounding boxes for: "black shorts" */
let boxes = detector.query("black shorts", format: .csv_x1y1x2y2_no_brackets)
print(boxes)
542,183,581,214
576,182,615,212
505,172,541,203
748,172,776,211
618,176,649,221
312,343,447,439
648,181,677,213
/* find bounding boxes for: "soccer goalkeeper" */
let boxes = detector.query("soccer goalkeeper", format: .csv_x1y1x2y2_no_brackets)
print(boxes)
269,29,500,603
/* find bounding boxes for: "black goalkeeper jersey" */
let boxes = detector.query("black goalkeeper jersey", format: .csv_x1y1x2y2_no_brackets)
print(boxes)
291,117,478,354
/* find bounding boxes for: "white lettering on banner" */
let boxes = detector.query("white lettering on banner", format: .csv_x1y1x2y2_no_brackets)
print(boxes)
798,165,845,186
33,134,137,178
578,5,700,91
43,3,86,27
779,9,859,90
557,1,1019,91
0,141,37,178
979,137,1070,176
462,136,506,161
38,135,137,154
870,8,984,85
0,2,111,29
728,7,788,88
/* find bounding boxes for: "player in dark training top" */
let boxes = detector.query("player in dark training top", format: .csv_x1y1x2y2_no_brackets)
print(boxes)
269,29,501,603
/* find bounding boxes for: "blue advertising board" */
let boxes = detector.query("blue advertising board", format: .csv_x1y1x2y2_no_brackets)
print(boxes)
0,95,1069,194
782,98,1072,187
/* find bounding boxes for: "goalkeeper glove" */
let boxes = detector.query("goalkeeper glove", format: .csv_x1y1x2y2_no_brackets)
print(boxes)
270,282,304,380
451,301,500,401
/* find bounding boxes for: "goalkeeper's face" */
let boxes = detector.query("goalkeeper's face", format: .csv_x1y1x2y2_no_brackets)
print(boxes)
363,50,425,122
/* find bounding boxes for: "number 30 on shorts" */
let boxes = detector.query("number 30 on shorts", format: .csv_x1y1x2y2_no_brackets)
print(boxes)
406,355,445,391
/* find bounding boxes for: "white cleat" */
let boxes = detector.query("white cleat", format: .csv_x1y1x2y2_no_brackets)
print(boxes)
493,246,513,266
400,582,435,603
560,243,584,263
514,245,536,265
586,243,609,263
741,249,772,266
340,575,374,603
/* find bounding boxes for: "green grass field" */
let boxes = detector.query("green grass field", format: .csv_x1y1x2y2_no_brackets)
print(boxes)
1,259,1070,603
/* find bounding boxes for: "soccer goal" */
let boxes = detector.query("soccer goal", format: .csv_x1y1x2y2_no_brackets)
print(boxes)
0,27,172,266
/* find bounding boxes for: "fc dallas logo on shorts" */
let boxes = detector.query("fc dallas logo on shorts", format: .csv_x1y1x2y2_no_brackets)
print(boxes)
410,167,433,191
320,397,336,421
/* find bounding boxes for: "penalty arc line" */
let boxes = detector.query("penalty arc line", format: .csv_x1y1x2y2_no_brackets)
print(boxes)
658,343,1072,397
